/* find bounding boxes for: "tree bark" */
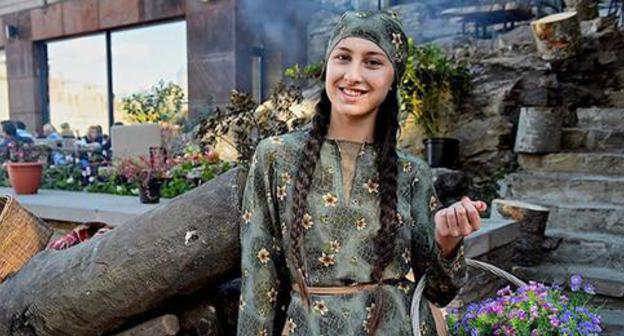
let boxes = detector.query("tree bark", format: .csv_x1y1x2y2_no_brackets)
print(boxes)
0,168,246,336
112,315,180,336
531,12,580,61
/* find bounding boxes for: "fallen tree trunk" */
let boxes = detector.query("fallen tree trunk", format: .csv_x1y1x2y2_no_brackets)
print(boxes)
112,314,180,336
0,168,245,336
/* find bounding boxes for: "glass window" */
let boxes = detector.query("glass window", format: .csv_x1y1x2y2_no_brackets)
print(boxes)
0,50,10,121
47,34,108,137
111,21,187,124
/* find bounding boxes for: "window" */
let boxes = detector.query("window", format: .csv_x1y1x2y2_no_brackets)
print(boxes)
45,20,187,136
47,34,108,137
0,50,10,121
111,21,187,124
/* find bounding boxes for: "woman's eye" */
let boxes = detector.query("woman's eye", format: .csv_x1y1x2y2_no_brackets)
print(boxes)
334,54,350,61
366,59,382,66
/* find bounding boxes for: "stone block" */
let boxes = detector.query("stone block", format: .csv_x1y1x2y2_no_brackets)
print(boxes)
30,3,63,40
7,77,38,113
140,0,184,22
186,1,235,58
99,0,140,29
62,0,99,35
188,55,236,106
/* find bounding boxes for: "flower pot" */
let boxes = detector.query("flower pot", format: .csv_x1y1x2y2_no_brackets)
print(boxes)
139,178,161,204
6,162,44,195
423,137,459,169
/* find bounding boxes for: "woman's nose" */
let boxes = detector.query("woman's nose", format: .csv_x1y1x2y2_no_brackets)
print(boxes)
343,63,363,83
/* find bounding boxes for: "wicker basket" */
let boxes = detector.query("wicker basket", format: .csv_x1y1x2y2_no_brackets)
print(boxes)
411,258,528,336
0,194,53,282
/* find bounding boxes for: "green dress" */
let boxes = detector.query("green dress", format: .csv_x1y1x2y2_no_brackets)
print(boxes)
237,131,467,336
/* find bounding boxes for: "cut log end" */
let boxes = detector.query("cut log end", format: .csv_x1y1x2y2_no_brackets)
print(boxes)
531,12,580,60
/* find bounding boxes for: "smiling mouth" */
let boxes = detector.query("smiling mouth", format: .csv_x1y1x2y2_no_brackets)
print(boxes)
340,87,368,97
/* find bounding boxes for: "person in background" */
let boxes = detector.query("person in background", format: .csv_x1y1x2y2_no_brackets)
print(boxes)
15,121,34,142
0,120,29,160
43,123,62,140
77,125,106,168
35,126,46,139
59,122,76,139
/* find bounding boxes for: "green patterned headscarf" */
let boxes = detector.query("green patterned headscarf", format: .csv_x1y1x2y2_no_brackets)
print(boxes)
324,10,409,82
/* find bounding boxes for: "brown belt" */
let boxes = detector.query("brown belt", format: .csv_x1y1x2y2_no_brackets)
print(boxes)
291,282,378,295
288,282,448,336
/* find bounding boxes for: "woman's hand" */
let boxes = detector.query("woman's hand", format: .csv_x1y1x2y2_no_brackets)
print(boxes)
434,196,487,258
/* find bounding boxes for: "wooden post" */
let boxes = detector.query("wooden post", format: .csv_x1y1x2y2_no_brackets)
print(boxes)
514,107,563,154
531,12,581,60
564,0,599,20
492,199,549,266
113,315,180,336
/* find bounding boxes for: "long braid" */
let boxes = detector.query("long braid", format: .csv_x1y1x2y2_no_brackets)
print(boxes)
288,90,331,308
367,87,401,335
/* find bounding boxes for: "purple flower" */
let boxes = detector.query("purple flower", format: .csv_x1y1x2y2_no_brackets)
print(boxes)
570,274,583,292
549,315,560,328
583,283,596,295
497,285,511,297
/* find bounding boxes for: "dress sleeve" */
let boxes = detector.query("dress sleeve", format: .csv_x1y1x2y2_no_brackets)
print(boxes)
237,140,287,336
410,160,467,308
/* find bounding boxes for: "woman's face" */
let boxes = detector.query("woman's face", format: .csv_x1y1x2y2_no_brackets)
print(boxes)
325,37,395,121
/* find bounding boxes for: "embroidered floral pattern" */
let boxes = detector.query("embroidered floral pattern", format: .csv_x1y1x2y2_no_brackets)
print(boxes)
281,172,292,185
302,213,314,230
364,179,379,194
429,195,439,212
398,282,410,294
242,210,252,224
284,318,297,333
267,287,278,303
355,217,368,231
329,240,341,253
403,161,412,172
323,193,338,207
276,186,287,201
239,295,246,311
319,252,336,267
314,300,329,315
402,248,411,264
257,248,270,264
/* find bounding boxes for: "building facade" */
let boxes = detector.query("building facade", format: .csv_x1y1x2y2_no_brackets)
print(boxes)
0,0,310,134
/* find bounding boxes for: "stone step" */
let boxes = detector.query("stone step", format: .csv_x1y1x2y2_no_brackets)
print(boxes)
561,128,624,153
577,107,624,130
599,309,624,336
518,152,624,175
505,171,624,205
520,199,624,235
512,263,624,298
542,229,624,269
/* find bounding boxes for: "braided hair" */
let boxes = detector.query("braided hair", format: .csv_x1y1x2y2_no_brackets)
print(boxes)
288,85,401,335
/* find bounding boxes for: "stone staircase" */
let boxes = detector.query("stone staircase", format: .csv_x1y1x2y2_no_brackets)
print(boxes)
502,107,624,335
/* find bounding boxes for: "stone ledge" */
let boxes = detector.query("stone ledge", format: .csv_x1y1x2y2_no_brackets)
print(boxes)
464,218,519,258
0,187,169,226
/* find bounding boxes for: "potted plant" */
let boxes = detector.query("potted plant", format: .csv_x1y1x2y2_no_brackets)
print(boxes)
400,41,471,169
117,148,170,204
4,142,48,194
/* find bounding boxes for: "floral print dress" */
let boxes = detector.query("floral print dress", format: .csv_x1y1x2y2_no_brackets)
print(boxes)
237,131,467,336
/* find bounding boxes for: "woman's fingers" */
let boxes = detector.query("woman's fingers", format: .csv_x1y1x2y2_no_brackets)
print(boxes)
435,210,449,236
461,198,481,231
445,208,459,236
454,205,472,236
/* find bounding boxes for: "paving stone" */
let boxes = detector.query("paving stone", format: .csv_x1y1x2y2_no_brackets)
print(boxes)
561,128,624,153
577,107,624,129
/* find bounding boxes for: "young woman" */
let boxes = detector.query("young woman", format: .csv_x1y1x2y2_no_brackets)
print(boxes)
237,11,486,336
